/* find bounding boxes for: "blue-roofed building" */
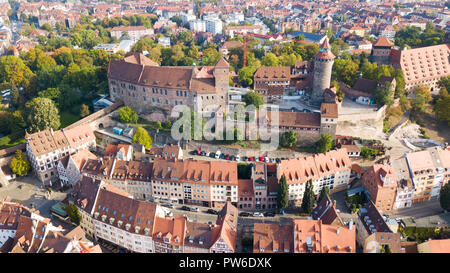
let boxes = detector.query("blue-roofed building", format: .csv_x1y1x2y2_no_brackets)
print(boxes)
288,31,327,44
92,95,113,112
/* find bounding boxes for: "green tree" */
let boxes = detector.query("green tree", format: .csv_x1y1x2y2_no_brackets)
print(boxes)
37,88,61,107
118,106,138,124
80,104,90,118
261,52,279,66
201,47,221,66
237,163,252,179
25,97,60,133
411,85,432,112
374,82,394,106
332,58,359,86
277,175,289,212
238,66,258,87
316,133,333,153
434,96,450,125
280,130,298,148
132,126,152,149
163,119,172,129
243,91,264,109
9,150,30,176
64,203,81,225
318,186,330,203
440,183,450,212
360,146,378,159
301,179,315,214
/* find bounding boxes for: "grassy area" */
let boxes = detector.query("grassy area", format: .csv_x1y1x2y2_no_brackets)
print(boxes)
385,105,404,132
410,104,450,143
0,131,25,150
60,111,80,128
400,226,450,243
296,145,316,154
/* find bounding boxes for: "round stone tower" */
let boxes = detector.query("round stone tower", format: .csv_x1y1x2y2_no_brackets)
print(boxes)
312,38,335,104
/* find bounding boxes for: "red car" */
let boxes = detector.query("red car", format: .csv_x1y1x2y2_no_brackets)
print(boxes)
249,157,254,161
197,149,202,155
259,156,265,162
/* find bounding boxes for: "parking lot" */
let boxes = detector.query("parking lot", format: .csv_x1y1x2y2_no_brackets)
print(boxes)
187,149,284,164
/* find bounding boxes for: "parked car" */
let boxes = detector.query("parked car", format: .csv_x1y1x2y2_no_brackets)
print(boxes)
180,206,190,211
197,150,202,155
162,203,174,209
220,153,226,159
264,157,269,162
239,212,250,217
235,155,241,162
215,151,221,159
230,155,236,161
242,156,248,161
264,212,275,217
190,207,199,212
252,212,264,217
191,150,198,155
275,158,281,163
206,209,218,215
200,151,206,156
248,157,254,161
210,153,216,158
205,152,210,157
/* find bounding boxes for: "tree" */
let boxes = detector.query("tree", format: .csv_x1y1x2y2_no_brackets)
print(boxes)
10,150,30,176
80,104,90,118
411,85,432,112
277,175,289,212
332,58,359,86
333,80,344,102
25,97,60,133
280,130,298,148
316,133,333,153
238,66,258,87
237,163,252,179
261,52,279,66
37,88,61,107
243,91,264,109
360,146,378,159
434,96,450,125
163,119,172,129
132,127,152,149
301,179,315,214
440,183,450,212
318,186,330,203
118,106,138,124
201,47,221,66
64,203,81,225
374,82,394,106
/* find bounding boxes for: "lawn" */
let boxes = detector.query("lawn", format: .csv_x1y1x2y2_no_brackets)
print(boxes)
60,111,80,128
0,131,25,150
400,226,450,243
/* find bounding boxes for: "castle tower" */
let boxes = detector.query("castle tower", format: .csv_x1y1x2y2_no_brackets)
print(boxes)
371,37,393,65
214,57,230,94
312,38,335,104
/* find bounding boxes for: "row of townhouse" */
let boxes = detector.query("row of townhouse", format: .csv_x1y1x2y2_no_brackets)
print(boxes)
0,200,100,253
68,176,237,253
276,148,352,207
25,125,96,185
82,146,352,210
361,146,450,212
81,156,239,208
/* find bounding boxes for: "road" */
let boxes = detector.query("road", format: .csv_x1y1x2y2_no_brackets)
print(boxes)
384,199,443,219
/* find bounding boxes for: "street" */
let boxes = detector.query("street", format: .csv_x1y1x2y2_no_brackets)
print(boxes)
384,199,444,219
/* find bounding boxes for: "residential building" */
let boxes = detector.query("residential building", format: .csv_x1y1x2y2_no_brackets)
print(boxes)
276,148,352,206
253,223,293,253
57,149,97,186
363,232,404,253
205,19,223,35
152,215,186,253
417,239,450,253
391,157,415,210
110,26,154,42
311,195,344,226
189,20,206,32
292,219,355,253
355,201,392,246
362,164,397,212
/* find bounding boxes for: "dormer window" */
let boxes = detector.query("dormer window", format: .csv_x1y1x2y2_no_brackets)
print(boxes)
101,215,107,222
109,218,115,224
125,223,131,231
135,226,141,233
117,220,123,227
94,212,99,219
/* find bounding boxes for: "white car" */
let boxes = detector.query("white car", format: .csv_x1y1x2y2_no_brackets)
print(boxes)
264,157,269,162
215,151,221,159
252,212,264,217
205,152,210,157
235,155,240,162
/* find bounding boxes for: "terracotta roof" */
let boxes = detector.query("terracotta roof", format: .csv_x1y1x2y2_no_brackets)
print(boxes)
373,36,393,47
293,219,355,253
238,179,254,198
70,150,97,171
221,41,243,49
320,103,338,118
268,111,321,128
153,216,186,247
418,239,450,253
185,221,214,249
253,223,293,253
392,44,450,85
62,124,95,148
215,57,230,68
69,176,101,213
353,78,378,94
124,52,159,67
311,195,344,226
254,66,291,82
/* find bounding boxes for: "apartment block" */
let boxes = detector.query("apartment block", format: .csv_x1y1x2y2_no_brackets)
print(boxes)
362,164,397,212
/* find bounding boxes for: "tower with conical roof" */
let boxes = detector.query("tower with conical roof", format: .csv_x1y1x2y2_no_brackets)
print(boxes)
214,57,230,94
312,38,335,103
